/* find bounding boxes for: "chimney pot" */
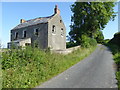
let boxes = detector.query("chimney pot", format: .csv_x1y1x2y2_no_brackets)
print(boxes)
20,19,26,23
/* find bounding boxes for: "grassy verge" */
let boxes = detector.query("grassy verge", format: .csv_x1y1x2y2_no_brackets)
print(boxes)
106,43,120,88
2,46,96,88
0,49,2,89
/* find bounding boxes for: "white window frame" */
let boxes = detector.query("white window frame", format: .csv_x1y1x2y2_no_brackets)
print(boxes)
23,30,27,38
14,32,18,39
34,28,39,36
52,25,56,35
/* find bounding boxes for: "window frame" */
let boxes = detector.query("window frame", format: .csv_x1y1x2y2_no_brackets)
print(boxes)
52,25,56,35
23,30,27,38
60,20,62,23
34,28,39,36
14,32,18,39
61,28,64,37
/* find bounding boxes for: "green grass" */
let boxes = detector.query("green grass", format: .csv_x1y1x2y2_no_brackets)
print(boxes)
2,46,96,88
0,50,2,90
106,43,120,88
116,71,120,88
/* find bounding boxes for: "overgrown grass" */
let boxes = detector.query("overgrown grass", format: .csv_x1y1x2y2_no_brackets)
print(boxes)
2,46,96,88
0,49,2,90
106,43,120,88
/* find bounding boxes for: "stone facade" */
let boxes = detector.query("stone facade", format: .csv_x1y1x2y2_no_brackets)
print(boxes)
8,5,66,50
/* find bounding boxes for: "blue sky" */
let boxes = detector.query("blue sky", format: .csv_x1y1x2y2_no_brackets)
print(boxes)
1,2,118,48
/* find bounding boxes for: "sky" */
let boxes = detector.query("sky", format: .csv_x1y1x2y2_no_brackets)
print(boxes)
0,2,119,48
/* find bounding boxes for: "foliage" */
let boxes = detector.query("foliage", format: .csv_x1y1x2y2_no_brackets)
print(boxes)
108,44,120,89
103,39,110,44
66,42,78,48
116,72,120,88
106,33,120,88
69,2,116,44
81,35,97,48
95,31,104,44
33,40,39,48
0,40,2,89
2,46,96,88
109,32,120,46
114,32,120,36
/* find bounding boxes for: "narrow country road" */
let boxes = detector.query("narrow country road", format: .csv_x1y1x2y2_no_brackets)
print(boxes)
36,45,118,88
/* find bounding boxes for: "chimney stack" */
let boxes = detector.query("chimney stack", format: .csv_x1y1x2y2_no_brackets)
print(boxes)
20,19,26,23
54,5,60,15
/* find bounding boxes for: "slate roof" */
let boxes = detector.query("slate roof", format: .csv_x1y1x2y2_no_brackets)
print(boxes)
12,14,54,30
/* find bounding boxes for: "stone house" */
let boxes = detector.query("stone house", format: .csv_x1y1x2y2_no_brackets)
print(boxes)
8,5,66,50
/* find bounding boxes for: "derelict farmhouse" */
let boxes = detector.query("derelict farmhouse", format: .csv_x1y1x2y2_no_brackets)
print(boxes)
8,5,66,50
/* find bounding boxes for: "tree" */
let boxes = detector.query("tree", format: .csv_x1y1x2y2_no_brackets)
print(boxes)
95,30,104,43
69,2,116,44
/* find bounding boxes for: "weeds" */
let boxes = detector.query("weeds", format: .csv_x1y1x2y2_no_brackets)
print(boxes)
106,43,120,88
2,46,96,88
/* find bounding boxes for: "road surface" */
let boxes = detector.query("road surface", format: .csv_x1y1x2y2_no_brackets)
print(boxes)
36,45,118,88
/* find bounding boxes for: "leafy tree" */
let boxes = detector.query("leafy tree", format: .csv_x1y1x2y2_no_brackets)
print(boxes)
69,2,116,44
95,30,104,43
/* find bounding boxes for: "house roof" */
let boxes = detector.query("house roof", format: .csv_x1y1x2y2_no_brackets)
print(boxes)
12,14,55,30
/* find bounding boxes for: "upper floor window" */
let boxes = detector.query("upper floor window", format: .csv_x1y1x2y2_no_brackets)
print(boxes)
34,28,39,36
23,30,27,38
52,25,56,34
61,28,64,37
15,32,18,39
60,20,62,23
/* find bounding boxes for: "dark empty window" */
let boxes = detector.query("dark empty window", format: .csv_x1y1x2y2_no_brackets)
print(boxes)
34,28,39,36
23,31,27,38
25,43,31,46
15,32,18,39
60,20,62,23
61,28,64,36
52,25,56,34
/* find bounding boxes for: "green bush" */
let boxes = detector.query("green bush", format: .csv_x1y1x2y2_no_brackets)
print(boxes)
89,38,97,47
103,39,110,44
106,43,120,89
2,46,96,88
81,35,90,48
114,32,120,36
66,42,78,48
116,72,120,88
81,35,97,48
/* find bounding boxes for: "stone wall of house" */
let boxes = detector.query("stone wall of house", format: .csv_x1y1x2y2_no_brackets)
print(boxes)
11,23,48,49
48,14,66,50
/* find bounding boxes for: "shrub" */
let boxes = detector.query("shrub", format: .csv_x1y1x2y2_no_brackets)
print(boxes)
89,38,97,47
109,32,120,47
66,42,78,48
116,72,120,88
81,35,90,48
103,39,110,44
81,35,97,48
106,43,120,89
2,46,96,88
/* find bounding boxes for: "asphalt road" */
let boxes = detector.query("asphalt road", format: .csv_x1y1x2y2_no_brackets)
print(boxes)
36,45,118,88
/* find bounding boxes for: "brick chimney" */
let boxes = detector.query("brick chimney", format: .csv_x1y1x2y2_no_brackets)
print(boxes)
54,5,60,15
20,19,26,23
